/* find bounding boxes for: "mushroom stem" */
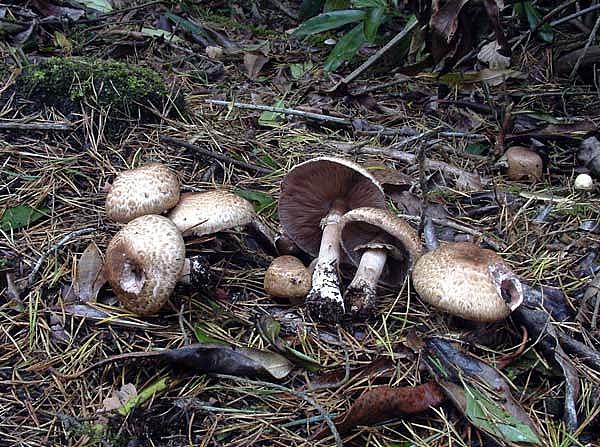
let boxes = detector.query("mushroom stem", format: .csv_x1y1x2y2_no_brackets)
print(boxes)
344,248,388,319
423,216,439,251
306,204,346,323
178,256,212,288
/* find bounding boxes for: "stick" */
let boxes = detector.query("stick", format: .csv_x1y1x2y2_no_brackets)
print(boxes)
26,227,99,289
550,3,600,27
0,121,73,131
569,15,600,82
340,16,418,85
213,374,343,447
159,135,272,175
205,99,352,126
341,144,485,191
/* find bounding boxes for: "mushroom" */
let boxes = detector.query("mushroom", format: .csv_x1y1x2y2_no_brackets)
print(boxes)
105,163,180,223
264,255,311,304
574,173,594,191
339,207,423,320
105,214,185,315
411,241,523,322
499,146,543,181
278,156,386,323
168,190,276,252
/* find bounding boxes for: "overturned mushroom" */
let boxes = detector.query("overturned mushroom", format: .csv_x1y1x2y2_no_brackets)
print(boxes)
499,146,543,181
264,255,311,304
411,242,523,322
105,163,180,223
340,207,422,320
278,157,386,323
168,190,275,252
105,214,211,315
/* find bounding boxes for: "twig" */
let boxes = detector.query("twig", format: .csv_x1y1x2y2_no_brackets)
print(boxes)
550,3,600,27
340,17,418,86
159,135,272,175
396,214,503,251
205,99,352,125
340,144,486,191
26,227,99,290
212,374,343,447
569,15,600,81
0,121,73,131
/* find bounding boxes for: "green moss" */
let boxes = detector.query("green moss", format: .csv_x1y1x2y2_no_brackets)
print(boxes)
15,57,184,135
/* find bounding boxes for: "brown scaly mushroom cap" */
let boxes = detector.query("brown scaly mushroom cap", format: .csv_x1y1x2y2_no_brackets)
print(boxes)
168,190,255,237
105,163,180,223
340,207,423,320
278,156,386,323
264,255,311,303
105,214,185,315
411,242,523,322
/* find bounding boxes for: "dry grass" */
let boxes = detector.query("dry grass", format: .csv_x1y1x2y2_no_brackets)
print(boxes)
1,2,600,446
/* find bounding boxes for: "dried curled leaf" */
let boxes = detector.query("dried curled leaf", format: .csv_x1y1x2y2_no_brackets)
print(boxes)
74,242,106,303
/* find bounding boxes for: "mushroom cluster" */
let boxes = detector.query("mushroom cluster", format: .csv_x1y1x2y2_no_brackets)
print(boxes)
103,163,270,316
275,157,422,323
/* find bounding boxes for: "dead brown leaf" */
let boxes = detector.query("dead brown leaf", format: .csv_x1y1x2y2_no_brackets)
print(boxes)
73,241,106,303
244,53,269,80
103,383,137,411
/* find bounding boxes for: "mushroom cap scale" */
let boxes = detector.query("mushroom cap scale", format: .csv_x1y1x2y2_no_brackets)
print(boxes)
105,214,185,315
168,190,255,236
340,207,423,286
411,242,523,322
278,157,386,256
264,255,311,300
105,163,180,223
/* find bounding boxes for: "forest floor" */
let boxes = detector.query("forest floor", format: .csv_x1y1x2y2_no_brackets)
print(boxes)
1,1,600,446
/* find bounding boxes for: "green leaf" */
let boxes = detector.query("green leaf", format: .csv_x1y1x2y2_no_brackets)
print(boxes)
290,61,314,79
194,324,229,345
140,27,183,42
258,99,286,127
235,189,275,213
118,377,169,416
352,0,387,7
292,10,366,38
299,0,326,20
363,7,385,42
78,0,112,13
465,143,488,155
1,205,48,231
164,12,210,39
324,23,367,72
464,384,541,444
515,1,554,43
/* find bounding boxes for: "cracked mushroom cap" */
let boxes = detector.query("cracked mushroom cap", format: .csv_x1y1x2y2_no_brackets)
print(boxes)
105,214,185,315
340,207,423,286
264,255,311,300
411,242,523,322
105,163,180,223
278,157,386,256
168,190,256,236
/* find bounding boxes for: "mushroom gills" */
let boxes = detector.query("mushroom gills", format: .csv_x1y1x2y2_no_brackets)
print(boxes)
489,263,524,311
120,261,146,294
305,205,345,323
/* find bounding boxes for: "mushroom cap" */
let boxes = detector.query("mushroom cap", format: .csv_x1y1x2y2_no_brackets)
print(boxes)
574,173,594,191
105,214,185,315
264,255,311,300
106,163,180,223
411,242,523,322
340,207,423,286
278,157,386,256
168,190,255,236
503,147,543,181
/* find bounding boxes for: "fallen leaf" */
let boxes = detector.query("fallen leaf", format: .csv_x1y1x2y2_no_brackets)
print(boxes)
425,337,543,445
477,40,510,69
313,383,445,439
117,378,169,416
79,0,113,13
74,242,106,303
429,0,471,64
1,205,48,231
103,383,137,411
58,343,294,381
244,53,269,80
578,135,600,178
31,0,85,20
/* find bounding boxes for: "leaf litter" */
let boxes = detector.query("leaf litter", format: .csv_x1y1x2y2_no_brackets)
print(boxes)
2,1,600,446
